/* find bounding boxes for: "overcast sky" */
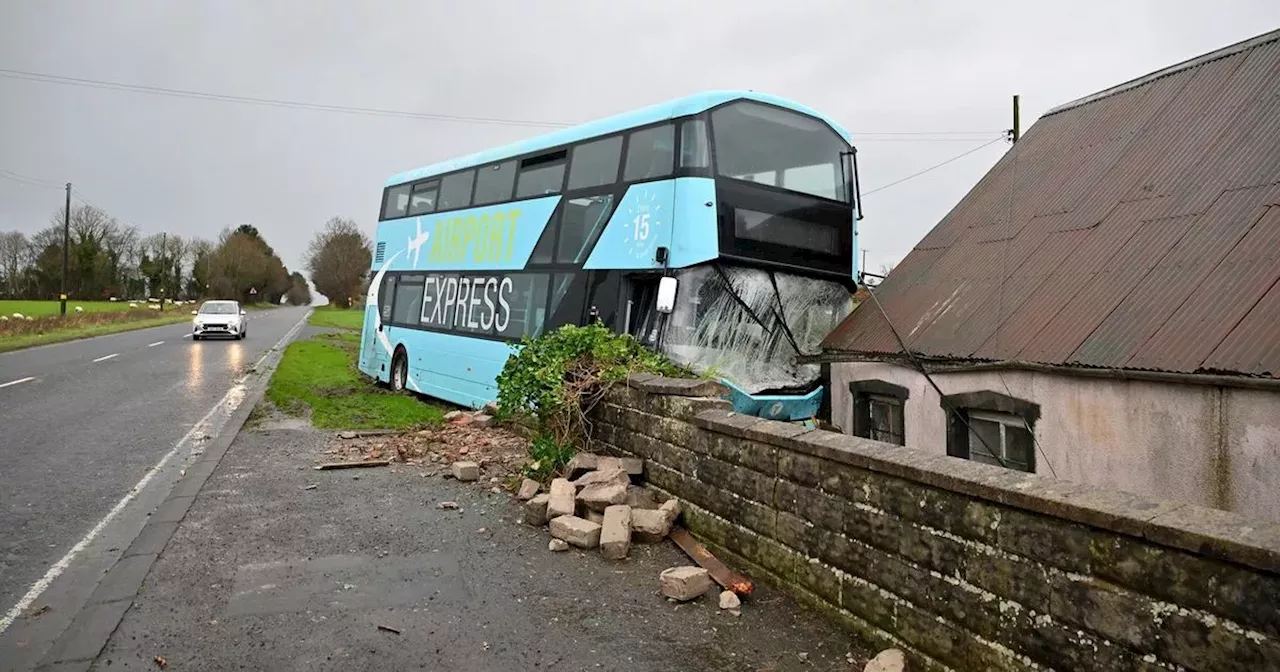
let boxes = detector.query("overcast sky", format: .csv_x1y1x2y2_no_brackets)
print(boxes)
2,0,1277,287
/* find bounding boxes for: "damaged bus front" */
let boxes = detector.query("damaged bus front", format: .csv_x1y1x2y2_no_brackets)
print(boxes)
630,99,862,422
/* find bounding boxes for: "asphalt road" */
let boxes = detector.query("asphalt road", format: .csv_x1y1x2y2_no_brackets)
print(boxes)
0,306,310,663
88,425,860,671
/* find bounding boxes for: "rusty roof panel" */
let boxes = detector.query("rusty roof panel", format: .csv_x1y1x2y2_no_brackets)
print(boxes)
1019,214,1197,365
1068,187,1273,368
1202,277,1280,376
828,29,1280,378
1129,206,1280,372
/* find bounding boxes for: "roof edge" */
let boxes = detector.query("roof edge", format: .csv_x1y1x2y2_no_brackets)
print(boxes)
1045,28,1280,116
803,352,1280,391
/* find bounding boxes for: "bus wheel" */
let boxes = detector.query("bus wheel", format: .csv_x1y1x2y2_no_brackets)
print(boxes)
390,349,407,392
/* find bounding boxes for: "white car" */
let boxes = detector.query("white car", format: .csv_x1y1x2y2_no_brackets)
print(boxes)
191,300,248,340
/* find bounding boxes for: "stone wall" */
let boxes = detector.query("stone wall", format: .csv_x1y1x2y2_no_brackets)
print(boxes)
589,374,1280,672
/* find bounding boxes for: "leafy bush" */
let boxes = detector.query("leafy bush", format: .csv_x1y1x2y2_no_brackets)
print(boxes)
496,322,688,451
523,432,578,482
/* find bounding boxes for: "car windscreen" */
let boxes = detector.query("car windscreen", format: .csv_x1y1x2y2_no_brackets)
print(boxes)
199,304,237,315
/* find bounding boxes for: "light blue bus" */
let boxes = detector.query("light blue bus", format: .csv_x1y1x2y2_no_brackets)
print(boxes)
359,90,862,421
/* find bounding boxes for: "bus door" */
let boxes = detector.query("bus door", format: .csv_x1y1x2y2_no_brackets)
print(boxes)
622,274,664,348
364,274,397,381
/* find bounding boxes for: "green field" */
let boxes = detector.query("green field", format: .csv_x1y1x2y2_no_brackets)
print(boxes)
0,299,149,316
265,332,442,430
0,299,281,354
308,305,364,331
0,313,193,353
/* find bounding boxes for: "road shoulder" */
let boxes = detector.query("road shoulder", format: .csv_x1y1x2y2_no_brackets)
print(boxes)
12,310,309,672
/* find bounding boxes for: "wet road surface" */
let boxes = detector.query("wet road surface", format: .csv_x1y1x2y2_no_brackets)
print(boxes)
87,424,863,671
0,307,310,666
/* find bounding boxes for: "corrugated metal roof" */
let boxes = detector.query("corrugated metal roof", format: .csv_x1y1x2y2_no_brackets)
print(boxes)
825,29,1280,379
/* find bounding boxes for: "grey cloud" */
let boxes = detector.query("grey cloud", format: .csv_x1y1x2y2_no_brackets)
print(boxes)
2,0,1276,277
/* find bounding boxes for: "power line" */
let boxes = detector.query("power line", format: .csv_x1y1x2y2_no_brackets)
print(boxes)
856,131,1000,137
0,168,63,191
862,137,1006,196
0,67,571,129
3,67,1005,139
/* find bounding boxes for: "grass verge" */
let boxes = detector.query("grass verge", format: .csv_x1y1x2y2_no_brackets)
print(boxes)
307,305,365,331
265,331,442,431
0,312,192,353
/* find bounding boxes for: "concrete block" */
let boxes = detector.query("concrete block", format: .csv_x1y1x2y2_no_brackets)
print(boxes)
596,456,623,473
632,508,673,543
620,457,645,477
547,479,575,519
579,482,628,512
517,478,540,500
626,485,659,510
524,494,550,526
864,649,906,672
600,505,632,560
660,498,682,524
550,515,602,549
472,413,495,428
565,452,599,478
451,461,480,481
572,467,629,491
660,566,711,601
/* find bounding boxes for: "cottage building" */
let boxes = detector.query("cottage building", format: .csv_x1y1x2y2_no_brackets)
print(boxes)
822,30,1280,521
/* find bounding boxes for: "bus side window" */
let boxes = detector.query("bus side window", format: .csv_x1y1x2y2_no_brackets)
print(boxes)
516,151,567,199
438,170,475,210
473,161,517,206
494,274,550,339
381,184,411,220
379,275,397,323
679,120,710,169
624,124,675,182
568,136,623,190
407,180,439,216
392,275,425,326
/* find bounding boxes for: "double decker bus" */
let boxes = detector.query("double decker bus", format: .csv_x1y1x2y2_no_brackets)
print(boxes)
359,90,862,421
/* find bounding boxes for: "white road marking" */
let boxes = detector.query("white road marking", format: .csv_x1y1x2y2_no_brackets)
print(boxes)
0,376,35,389
182,333,191,339
0,309,312,635
148,341,164,347
92,353,119,363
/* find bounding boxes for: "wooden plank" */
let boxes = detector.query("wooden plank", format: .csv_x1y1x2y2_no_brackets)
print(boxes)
313,459,392,470
669,527,754,596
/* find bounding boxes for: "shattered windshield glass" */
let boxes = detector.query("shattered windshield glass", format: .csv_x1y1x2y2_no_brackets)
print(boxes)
660,265,854,394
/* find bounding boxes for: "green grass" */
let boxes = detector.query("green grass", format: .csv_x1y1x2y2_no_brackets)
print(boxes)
308,305,365,331
0,312,193,353
265,334,442,431
0,299,142,316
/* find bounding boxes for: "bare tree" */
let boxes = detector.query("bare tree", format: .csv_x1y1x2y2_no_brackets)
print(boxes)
0,231,29,298
305,217,372,309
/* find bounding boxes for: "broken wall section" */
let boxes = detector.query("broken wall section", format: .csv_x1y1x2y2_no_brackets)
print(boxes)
588,373,1280,672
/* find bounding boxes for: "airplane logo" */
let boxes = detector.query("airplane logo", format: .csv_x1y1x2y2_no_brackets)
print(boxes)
407,221,430,266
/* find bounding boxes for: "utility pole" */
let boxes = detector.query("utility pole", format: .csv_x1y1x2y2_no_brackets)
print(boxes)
160,231,166,312
1011,94,1021,144
60,183,70,316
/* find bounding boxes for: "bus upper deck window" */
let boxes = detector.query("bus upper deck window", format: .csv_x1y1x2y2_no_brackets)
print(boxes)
382,184,411,220
624,124,675,182
679,120,710,169
407,180,439,216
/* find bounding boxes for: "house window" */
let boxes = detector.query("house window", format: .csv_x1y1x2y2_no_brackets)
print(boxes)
966,411,1033,472
942,391,1040,474
849,380,908,446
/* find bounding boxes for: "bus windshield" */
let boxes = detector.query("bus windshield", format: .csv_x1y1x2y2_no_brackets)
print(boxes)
712,101,851,202
661,265,854,394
